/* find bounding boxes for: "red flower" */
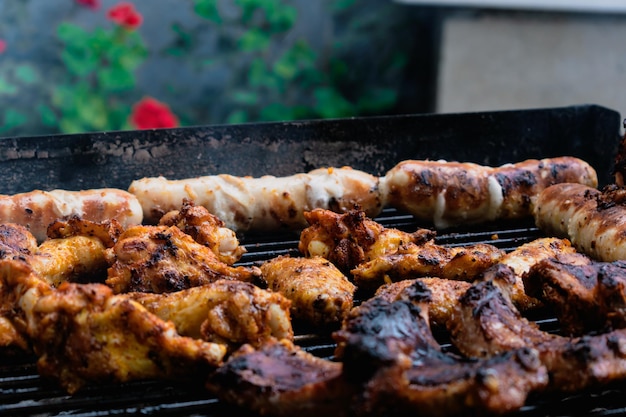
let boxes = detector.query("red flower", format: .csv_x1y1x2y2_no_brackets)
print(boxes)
76,0,100,10
0,40,5,54
130,97,179,130
107,2,143,30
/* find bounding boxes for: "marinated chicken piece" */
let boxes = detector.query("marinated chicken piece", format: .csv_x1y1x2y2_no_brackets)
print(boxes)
298,208,435,273
207,339,355,417
129,280,293,351
46,217,124,248
383,157,597,229
449,279,626,392
159,199,246,265
525,254,626,334
0,188,143,242
0,223,38,255
129,167,383,230
351,241,504,293
334,280,548,416
375,277,471,328
477,237,577,311
105,225,261,293
259,256,355,329
534,183,626,261
0,258,227,394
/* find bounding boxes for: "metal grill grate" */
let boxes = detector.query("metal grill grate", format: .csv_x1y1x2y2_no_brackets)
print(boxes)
1,208,625,417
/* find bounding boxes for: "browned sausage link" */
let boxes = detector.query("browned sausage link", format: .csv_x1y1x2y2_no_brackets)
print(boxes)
382,157,597,229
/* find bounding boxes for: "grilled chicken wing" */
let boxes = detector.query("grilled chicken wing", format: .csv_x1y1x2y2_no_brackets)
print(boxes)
259,255,355,328
129,167,383,230
334,280,548,416
298,208,435,273
158,199,246,265
207,339,354,417
0,188,143,242
129,280,293,351
534,183,626,261
477,237,577,311
0,258,226,393
351,241,503,293
105,225,261,293
383,157,597,229
449,279,626,392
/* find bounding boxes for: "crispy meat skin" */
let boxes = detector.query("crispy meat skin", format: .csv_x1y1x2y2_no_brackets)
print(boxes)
375,277,471,328
158,199,246,265
351,241,503,293
260,255,355,328
0,258,226,393
129,167,383,230
526,254,626,334
129,280,293,351
0,188,143,242
449,279,626,392
105,224,260,293
208,339,354,417
334,280,547,416
534,183,626,261
478,237,577,311
383,157,597,229
46,217,124,248
298,208,435,273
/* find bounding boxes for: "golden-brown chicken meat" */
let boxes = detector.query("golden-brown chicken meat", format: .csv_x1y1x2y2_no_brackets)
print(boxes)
128,280,293,351
0,258,227,394
105,224,261,293
260,255,355,329
298,208,435,273
158,199,246,265
351,241,504,293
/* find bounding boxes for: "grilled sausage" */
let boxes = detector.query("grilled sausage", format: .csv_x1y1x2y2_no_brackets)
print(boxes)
382,157,597,229
0,189,143,242
534,183,626,261
129,167,383,231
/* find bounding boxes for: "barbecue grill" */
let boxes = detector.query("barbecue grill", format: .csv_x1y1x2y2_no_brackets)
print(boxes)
0,104,622,416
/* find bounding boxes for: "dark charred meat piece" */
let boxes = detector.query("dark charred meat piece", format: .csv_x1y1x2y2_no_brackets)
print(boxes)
335,280,548,416
207,339,355,417
449,279,626,392
383,157,597,229
374,277,471,328
298,208,435,273
477,237,577,312
105,225,261,294
351,241,503,293
526,254,626,334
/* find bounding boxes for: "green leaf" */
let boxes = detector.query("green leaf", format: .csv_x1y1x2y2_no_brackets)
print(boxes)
61,48,98,77
356,87,398,114
2,109,28,130
267,5,297,33
259,103,295,121
248,58,280,90
57,23,89,47
332,0,358,12
237,29,270,52
76,94,108,130
231,90,259,106
0,76,18,96
98,66,135,92
37,104,58,127
194,0,222,23
14,64,39,85
226,109,248,124
59,117,86,134
313,87,354,119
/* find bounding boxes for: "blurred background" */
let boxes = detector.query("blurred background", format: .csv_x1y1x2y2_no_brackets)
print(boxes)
0,0,625,137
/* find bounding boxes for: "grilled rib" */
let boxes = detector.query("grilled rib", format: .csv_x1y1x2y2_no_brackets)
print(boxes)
207,339,354,417
449,279,626,392
334,280,548,416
